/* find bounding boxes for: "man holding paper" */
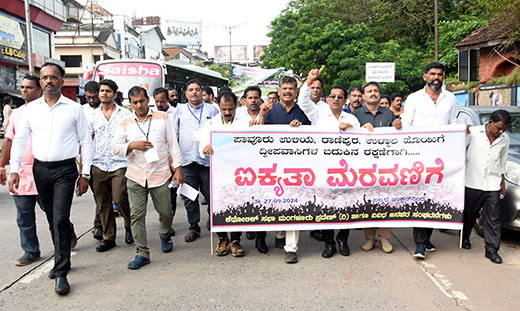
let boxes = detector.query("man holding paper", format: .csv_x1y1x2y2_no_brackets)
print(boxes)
112,86,184,269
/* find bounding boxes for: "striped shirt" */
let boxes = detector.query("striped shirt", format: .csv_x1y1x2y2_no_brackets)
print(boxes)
112,109,182,188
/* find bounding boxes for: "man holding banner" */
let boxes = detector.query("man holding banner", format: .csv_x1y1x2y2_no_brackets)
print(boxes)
352,81,402,253
200,91,250,256
401,62,458,259
259,76,311,263
298,66,360,258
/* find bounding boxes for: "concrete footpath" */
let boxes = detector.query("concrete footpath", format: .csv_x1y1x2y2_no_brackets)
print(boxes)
0,176,519,310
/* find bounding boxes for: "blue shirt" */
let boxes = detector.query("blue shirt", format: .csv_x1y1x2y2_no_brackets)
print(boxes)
173,102,219,167
264,102,311,125
342,104,352,113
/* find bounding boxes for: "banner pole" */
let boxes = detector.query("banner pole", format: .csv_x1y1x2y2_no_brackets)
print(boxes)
210,229,214,255
459,228,463,248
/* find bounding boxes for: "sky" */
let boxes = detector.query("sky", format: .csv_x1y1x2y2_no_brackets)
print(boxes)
82,0,292,59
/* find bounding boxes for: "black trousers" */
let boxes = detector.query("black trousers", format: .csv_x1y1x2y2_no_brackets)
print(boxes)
463,187,501,253
413,227,434,246
322,229,350,245
181,163,210,233
217,232,242,241
170,186,177,223
33,158,77,277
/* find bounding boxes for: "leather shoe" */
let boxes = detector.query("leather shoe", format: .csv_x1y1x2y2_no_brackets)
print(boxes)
48,270,56,279
285,251,298,263
322,245,337,258
255,238,268,254
184,230,200,242
92,228,103,240
55,276,70,295
337,238,350,256
310,230,323,241
461,239,471,249
170,228,176,237
485,251,502,264
96,240,116,252
246,232,256,240
125,227,134,244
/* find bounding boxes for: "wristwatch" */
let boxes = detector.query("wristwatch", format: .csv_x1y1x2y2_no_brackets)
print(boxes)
80,174,90,180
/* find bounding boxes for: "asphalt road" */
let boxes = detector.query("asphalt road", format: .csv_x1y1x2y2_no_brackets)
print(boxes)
0,165,519,310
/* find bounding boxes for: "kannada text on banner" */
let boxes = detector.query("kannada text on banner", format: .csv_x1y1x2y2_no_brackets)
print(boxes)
209,125,466,232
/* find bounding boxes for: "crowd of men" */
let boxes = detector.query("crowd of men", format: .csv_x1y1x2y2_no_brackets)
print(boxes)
0,61,510,296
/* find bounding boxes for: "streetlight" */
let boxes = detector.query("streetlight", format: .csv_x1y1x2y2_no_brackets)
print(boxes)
215,23,246,67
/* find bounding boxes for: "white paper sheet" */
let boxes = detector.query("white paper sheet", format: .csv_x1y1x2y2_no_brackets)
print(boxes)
178,182,199,201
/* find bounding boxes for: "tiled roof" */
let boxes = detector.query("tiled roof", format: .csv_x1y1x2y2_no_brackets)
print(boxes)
455,22,517,50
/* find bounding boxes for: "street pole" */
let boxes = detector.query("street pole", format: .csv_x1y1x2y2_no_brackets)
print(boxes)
435,0,438,61
24,0,34,73
215,23,246,69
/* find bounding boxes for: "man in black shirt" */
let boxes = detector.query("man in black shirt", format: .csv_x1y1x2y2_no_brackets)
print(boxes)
352,82,401,253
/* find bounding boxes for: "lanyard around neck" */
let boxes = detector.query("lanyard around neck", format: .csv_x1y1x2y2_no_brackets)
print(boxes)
136,113,152,141
187,103,204,123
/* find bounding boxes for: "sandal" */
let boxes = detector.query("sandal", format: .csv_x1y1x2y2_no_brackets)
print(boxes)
127,255,150,269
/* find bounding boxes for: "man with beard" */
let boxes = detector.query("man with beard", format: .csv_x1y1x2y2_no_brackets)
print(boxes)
352,81,402,254
259,76,311,264
401,62,457,259
168,87,178,107
9,62,93,295
154,87,178,236
173,80,219,242
390,93,404,116
298,66,360,258
89,79,133,252
0,75,78,266
84,81,103,241
342,85,363,113
199,91,249,257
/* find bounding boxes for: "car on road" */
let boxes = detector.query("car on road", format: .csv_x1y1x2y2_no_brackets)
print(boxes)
456,105,520,236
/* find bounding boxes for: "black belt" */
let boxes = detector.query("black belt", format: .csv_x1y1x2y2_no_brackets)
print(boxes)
34,158,76,168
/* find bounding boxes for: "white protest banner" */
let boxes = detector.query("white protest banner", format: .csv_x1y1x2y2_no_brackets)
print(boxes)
366,62,395,82
209,125,466,232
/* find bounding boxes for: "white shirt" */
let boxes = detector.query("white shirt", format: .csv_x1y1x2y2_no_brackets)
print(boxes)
199,112,249,159
11,94,93,174
239,108,261,123
89,105,130,172
465,124,509,191
401,86,457,127
316,100,327,107
298,83,360,128
163,104,177,124
83,103,100,124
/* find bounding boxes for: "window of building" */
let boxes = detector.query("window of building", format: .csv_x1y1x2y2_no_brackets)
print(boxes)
93,55,101,63
60,55,82,68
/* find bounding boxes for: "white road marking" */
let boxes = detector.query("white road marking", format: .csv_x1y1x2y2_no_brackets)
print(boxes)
19,251,77,284
419,262,468,301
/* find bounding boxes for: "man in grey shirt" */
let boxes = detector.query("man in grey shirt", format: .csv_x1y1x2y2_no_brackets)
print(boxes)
173,79,219,242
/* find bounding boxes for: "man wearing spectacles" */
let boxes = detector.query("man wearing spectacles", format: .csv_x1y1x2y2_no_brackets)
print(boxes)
298,66,360,259
9,62,93,295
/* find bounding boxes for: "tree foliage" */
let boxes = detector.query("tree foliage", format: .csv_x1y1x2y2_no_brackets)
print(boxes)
262,0,488,94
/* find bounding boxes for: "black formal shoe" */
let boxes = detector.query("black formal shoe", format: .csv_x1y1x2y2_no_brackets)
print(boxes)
246,232,256,240
201,197,208,205
96,240,116,252
125,228,134,244
461,239,471,250
337,238,350,256
48,270,55,279
92,228,103,240
170,228,176,237
255,238,268,254
485,251,502,264
55,276,70,295
322,245,337,258
310,230,323,241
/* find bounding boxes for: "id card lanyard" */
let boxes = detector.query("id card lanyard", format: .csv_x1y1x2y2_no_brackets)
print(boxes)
136,112,152,140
